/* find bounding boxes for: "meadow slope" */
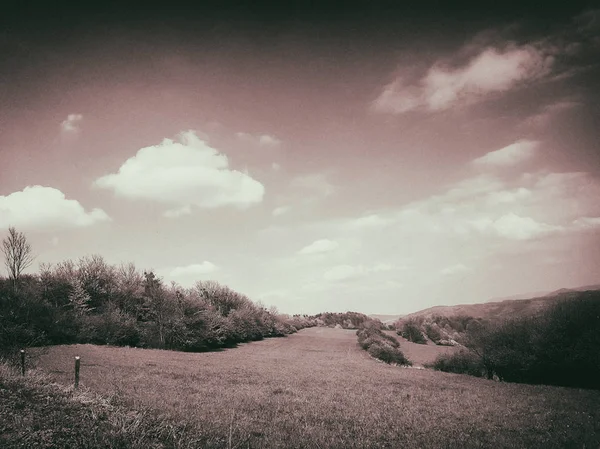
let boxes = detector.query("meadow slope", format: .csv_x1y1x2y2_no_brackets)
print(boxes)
32,327,600,449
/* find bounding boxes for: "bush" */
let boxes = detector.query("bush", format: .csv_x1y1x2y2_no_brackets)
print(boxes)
356,322,411,366
367,342,411,365
429,293,600,389
428,350,484,376
398,320,427,344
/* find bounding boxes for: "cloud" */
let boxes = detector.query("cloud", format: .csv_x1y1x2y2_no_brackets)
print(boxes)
94,131,265,213
387,162,600,241
236,132,281,147
468,213,562,240
472,140,539,168
573,216,600,230
522,99,581,128
298,239,339,255
323,263,397,282
169,261,218,278
0,186,110,231
272,206,290,217
272,162,281,171
290,173,336,197
440,263,471,276
163,205,192,219
61,114,83,133
373,43,554,114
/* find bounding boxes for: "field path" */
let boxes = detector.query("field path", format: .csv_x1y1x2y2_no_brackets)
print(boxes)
36,327,600,449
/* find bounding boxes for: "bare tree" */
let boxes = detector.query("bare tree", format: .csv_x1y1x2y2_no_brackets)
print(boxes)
1,227,35,286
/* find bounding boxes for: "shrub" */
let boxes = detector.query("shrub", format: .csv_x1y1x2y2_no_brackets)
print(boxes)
367,342,411,365
398,320,427,344
428,350,484,377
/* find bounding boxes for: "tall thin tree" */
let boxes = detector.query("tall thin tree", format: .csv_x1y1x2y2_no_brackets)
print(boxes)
1,227,35,288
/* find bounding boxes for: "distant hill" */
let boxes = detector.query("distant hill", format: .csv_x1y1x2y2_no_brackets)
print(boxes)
401,284,600,323
368,314,403,324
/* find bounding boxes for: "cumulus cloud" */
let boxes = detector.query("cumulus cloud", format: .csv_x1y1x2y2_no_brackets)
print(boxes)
0,186,110,230
440,263,471,276
472,140,539,168
468,213,562,240
373,43,554,113
388,162,600,241
237,132,282,147
61,114,83,133
94,131,265,213
169,261,218,278
298,239,339,255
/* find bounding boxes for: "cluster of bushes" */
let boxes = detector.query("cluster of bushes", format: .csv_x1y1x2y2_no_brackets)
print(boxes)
0,254,316,357
429,292,600,389
312,311,374,329
356,322,411,366
395,314,486,346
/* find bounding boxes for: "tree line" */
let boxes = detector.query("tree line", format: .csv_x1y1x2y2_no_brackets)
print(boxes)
429,291,600,390
0,227,315,357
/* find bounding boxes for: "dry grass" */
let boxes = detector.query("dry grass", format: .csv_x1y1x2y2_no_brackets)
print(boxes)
18,327,600,448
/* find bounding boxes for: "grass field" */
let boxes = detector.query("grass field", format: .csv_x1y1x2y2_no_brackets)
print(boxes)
23,327,600,448
384,330,459,366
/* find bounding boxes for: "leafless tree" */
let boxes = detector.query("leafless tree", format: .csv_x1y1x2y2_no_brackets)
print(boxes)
1,227,35,287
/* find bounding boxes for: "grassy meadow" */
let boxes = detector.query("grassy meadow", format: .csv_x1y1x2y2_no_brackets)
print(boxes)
12,327,597,448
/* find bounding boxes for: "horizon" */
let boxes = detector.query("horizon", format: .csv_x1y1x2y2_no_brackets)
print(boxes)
1,2,600,316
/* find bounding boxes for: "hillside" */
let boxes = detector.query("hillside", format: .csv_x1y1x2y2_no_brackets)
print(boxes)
401,285,600,322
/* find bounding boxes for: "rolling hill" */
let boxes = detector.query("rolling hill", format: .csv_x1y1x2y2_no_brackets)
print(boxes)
399,284,600,323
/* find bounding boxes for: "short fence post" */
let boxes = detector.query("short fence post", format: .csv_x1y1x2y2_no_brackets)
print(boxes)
74,356,80,389
20,349,25,376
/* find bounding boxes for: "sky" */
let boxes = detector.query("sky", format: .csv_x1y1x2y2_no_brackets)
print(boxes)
1,2,599,315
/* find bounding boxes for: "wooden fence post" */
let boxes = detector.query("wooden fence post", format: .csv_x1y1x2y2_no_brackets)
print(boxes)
20,349,25,376
74,356,80,389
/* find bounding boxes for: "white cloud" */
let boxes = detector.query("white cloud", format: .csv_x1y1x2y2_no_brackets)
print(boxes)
169,261,218,278
272,206,290,217
472,140,539,168
344,214,395,230
323,263,400,282
388,164,600,241
573,216,600,230
374,43,553,113
61,114,83,133
0,186,110,231
163,205,192,219
298,239,339,255
323,264,364,281
468,213,562,240
440,263,471,276
94,130,265,213
237,132,281,147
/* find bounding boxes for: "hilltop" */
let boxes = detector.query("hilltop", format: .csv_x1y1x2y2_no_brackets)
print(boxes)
400,283,600,322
